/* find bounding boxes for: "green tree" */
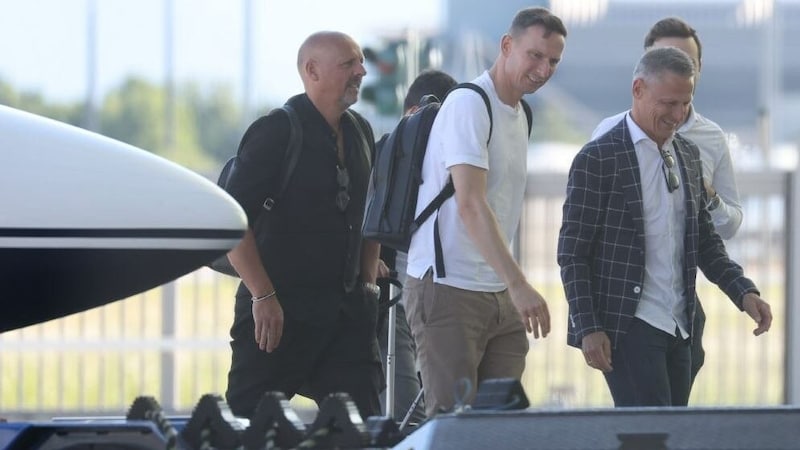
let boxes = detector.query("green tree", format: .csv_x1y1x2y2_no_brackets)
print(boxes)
99,76,216,171
0,78,19,105
100,77,166,153
182,82,242,164
1,76,268,174
0,78,83,125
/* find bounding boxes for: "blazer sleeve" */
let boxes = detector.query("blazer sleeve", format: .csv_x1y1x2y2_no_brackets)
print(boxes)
682,135,759,309
558,146,606,344
696,202,758,309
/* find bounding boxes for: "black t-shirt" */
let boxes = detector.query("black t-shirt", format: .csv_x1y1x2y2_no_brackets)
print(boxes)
225,94,374,298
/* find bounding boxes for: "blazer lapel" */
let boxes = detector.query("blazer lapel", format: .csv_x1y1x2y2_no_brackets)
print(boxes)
672,134,702,327
612,121,646,244
672,137,701,222
672,136,702,269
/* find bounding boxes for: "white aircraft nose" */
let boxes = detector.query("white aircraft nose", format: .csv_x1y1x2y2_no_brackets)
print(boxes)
0,105,247,331
0,104,247,248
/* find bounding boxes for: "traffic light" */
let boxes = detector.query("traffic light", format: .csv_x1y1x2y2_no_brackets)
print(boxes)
361,41,406,116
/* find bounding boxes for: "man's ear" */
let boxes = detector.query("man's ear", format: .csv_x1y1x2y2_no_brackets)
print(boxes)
500,33,512,57
632,78,645,100
305,59,319,82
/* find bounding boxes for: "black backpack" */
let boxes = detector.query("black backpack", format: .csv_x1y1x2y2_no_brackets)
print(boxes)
361,82,532,277
208,104,302,277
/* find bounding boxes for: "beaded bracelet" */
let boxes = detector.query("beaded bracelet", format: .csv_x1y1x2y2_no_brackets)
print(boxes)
251,290,277,302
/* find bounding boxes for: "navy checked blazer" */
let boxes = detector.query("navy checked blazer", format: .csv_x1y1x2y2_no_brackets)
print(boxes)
557,118,758,349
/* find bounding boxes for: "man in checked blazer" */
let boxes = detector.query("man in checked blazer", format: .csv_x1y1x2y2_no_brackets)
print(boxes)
557,46,772,407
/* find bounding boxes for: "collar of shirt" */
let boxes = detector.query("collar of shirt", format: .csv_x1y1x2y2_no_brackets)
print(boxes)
625,112,675,150
678,104,697,134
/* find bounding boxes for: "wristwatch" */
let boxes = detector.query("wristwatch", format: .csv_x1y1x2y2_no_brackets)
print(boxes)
362,281,381,298
707,194,721,211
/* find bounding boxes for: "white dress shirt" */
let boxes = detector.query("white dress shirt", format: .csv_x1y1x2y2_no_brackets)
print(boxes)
626,114,690,338
593,106,743,239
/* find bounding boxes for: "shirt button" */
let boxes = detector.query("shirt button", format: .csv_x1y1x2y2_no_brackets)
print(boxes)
633,286,641,294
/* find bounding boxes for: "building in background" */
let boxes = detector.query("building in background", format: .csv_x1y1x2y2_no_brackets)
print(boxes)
360,0,799,164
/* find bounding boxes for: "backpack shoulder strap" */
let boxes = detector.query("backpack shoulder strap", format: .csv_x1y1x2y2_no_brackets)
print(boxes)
449,82,533,139
412,82,492,278
422,84,531,278
451,82,493,144
521,98,533,137
263,103,303,211
345,109,372,165
415,81,493,227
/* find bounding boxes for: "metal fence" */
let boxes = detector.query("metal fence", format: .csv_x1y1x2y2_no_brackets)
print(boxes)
519,171,789,408
0,171,791,418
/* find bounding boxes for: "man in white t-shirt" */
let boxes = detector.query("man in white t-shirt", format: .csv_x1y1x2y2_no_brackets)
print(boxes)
404,7,567,416
590,17,744,390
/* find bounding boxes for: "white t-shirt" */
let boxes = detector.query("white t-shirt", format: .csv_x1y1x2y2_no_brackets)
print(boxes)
406,71,529,292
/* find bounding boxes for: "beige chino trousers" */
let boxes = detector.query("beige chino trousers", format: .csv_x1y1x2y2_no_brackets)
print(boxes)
405,271,529,417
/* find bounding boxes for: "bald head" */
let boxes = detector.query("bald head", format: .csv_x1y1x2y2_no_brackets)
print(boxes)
296,31,366,116
298,31,353,76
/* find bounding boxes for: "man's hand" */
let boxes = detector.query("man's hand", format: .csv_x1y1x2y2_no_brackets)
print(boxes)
253,298,284,352
581,331,613,372
742,293,772,336
703,179,716,199
377,259,390,278
508,281,550,338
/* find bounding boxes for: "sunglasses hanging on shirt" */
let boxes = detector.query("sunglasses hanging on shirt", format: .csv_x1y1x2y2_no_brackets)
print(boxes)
660,147,680,193
335,165,350,212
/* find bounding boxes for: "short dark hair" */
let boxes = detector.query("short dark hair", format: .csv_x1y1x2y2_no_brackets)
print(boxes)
403,69,457,111
633,46,695,83
644,17,702,65
509,7,568,39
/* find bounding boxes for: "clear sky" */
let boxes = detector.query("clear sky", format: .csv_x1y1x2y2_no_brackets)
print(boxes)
0,0,443,105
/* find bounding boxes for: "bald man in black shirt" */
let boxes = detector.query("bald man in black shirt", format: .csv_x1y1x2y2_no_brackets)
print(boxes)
224,30,383,419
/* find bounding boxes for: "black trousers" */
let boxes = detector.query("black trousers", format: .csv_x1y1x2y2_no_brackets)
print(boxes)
604,318,692,406
225,288,384,419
